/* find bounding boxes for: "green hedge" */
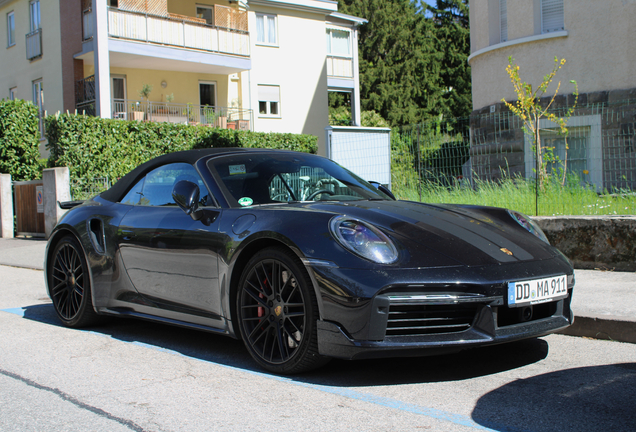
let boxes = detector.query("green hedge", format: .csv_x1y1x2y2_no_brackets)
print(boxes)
45,113,318,183
0,99,42,181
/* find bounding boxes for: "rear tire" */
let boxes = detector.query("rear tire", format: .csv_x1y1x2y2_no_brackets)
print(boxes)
48,235,100,328
237,247,329,374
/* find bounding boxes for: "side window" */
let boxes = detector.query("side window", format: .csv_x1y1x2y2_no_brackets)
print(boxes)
120,163,210,207
121,177,145,205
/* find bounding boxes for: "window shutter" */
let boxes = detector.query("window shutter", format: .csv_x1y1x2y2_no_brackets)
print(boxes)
542,0,564,33
500,0,507,42
258,86,280,103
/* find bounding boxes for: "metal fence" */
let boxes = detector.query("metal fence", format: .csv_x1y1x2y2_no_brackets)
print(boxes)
111,99,253,130
390,102,636,215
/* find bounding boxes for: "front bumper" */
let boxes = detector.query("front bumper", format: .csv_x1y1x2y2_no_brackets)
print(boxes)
316,293,574,360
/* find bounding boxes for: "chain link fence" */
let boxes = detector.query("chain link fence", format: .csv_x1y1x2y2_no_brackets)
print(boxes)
391,102,636,216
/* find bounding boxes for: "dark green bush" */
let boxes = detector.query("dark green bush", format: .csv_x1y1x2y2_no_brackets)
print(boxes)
45,113,317,183
0,99,42,180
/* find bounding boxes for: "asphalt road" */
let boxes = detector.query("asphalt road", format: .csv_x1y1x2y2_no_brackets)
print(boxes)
1,265,635,432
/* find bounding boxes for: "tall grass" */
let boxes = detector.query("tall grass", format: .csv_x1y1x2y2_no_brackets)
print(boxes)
394,175,636,216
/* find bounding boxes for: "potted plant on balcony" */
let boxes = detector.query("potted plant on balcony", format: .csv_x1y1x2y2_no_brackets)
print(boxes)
133,84,152,121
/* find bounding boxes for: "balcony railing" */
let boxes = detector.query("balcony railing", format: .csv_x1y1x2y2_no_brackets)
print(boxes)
107,8,250,57
327,55,353,78
26,28,42,60
112,99,253,130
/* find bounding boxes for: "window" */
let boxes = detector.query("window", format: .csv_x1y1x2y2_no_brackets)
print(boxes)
499,0,507,42
541,0,564,33
258,85,280,117
120,163,209,207
32,79,44,138
7,11,15,47
256,13,277,45
9,87,16,100
108,0,119,7
196,6,213,25
29,0,40,32
111,76,127,117
326,28,351,57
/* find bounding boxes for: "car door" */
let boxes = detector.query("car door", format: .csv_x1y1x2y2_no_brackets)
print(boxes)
117,162,225,324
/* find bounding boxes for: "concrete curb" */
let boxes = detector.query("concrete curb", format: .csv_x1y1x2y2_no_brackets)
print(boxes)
557,315,636,344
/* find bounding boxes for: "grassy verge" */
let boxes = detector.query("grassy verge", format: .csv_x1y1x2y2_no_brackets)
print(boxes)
393,176,636,216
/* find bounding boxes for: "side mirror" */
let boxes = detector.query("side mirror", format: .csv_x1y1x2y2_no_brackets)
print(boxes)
173,180,203,220
369,181,397,201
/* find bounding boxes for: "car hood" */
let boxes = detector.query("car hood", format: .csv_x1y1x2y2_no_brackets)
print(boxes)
300,200,557,267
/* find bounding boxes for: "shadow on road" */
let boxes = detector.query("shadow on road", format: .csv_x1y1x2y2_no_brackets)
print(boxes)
16,303,549,387
472,363,636,432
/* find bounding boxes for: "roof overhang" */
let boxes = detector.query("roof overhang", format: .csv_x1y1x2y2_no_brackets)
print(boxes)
247,0,338,14
328,12,368,26
75,39,251,75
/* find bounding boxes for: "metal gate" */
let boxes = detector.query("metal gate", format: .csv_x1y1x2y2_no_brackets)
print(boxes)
13,180,45,237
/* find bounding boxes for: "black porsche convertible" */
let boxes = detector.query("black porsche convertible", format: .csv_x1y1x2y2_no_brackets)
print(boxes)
45,148,574,373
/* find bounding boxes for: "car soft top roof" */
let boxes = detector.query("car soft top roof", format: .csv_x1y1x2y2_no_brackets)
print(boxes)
99,148,255,203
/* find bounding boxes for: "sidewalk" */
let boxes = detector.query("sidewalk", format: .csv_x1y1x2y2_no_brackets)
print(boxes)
1,237,634,344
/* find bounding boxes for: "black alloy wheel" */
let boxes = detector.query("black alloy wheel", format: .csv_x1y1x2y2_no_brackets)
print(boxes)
49,235,99,327
237,247,328,374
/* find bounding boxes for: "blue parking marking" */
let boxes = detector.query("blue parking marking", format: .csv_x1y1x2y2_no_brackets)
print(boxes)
3,306,526,432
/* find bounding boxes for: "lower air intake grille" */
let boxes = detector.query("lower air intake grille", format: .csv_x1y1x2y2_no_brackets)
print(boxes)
386,304,480,336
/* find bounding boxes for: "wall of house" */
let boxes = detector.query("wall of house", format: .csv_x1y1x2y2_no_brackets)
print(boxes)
109,67,230,108
469,0,636,111
0,0,64,155
166,0,230,17
248,5,329,155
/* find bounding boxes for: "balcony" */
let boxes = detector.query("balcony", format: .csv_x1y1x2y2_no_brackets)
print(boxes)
107,6,249,57
26,28,42,60
112,99,253,130
327,55,353,78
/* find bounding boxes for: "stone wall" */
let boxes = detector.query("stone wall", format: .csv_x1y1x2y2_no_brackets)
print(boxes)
534,216,636,272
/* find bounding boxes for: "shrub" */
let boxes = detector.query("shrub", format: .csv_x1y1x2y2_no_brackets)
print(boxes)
45,113,318,184
0,99,42,180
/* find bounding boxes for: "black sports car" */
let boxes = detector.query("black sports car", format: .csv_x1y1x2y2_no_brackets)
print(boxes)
46,148,574,373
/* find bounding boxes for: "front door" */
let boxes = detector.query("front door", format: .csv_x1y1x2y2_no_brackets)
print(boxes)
199,81,216,124
111,76,127,118
117,162,225,325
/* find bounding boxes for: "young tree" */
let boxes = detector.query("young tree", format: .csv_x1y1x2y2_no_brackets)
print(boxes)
502,57,578,189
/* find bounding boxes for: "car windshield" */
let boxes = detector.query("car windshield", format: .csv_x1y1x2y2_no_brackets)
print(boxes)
206,152,391,207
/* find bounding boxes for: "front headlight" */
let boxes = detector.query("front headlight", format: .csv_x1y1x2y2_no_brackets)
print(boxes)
329,216,398,264
507,210,550,244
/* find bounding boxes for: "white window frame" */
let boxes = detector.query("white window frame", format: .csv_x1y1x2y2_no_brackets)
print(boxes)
524,115,602,191
499,0,507,42
256,13,277,46
9,87,17,100
258,85,280,118
541,0,564,33
326,27,352,58
7,11,15,47
32,79,44,138
29,0,40,32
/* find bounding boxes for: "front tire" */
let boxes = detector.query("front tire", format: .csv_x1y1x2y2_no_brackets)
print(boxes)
237,247,328,374
48,235,99,328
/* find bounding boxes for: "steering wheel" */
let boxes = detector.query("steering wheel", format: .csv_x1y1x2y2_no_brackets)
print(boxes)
306,189,335,200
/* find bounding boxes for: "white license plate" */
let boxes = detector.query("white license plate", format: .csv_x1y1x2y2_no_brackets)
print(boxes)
507,275,568,307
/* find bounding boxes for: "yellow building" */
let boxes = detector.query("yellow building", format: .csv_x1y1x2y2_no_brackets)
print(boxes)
0,0,365,155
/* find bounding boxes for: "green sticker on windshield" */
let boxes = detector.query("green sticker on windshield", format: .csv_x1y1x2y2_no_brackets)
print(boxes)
238,197,253,207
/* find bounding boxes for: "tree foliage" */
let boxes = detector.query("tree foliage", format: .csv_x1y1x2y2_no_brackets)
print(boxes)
427,0,471,119
337,0,471,127
338,0,442,126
